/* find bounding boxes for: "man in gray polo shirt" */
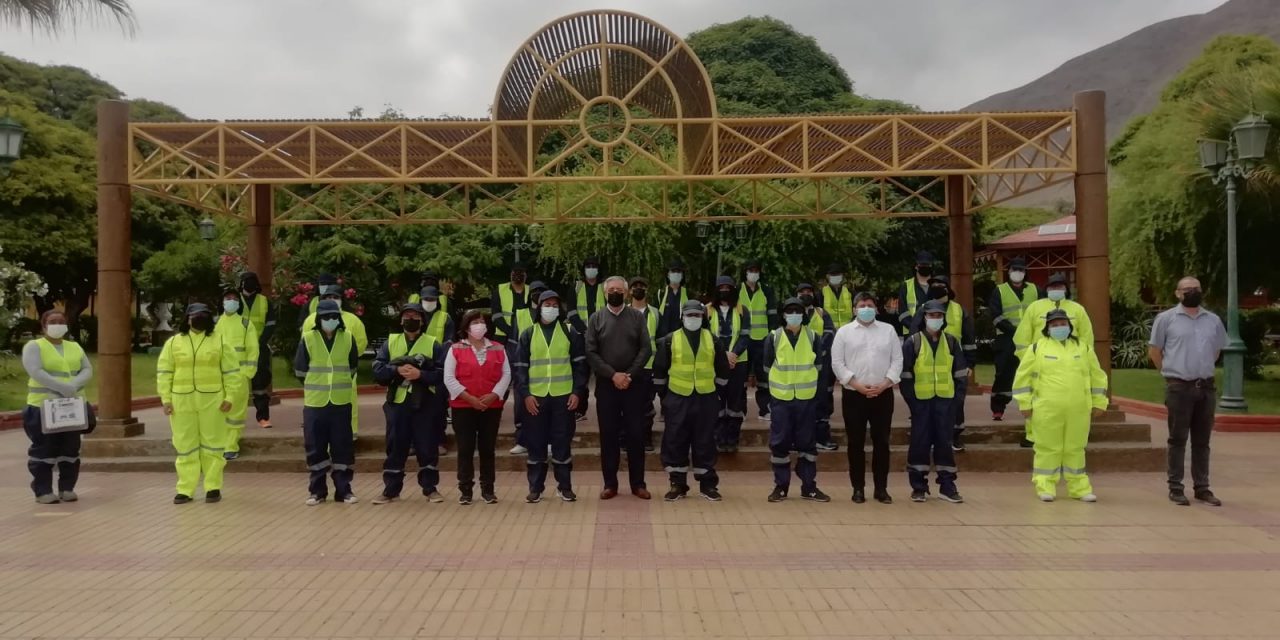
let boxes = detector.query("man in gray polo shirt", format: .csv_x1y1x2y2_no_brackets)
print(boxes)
1148,276,1227,507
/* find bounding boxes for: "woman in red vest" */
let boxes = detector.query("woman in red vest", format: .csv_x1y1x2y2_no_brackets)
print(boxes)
444,309,510,505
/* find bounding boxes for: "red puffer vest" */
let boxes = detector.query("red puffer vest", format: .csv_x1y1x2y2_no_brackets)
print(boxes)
449,342,506,409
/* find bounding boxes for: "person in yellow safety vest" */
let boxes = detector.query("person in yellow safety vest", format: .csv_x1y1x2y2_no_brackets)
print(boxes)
821,263,854,327
654,300,731,502
709,275,752,453
416,286,455,456
22,310,94,504
900,300,969,504
1014,272,1094,360
908,275,977,452
895,250,936,336
297,272,338,329
1012,308,1107,503
569,257,604,421
158,303,242,505
987,257,1040,431
294,300,361,505
490,261,531,343
216,289,259,461
762,297,830,503
739,259,779,422
514,290,589,503
371,303,447,505
796,283,837,451
237,271,277,429
656,257,689,338
301,286,368,438
408,270,452,320
629,276,660,452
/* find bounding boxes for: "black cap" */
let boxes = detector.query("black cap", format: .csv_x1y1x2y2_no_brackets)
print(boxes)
680,300,704,315
928,274,951,286
826,263,844,275
1008,257,1027,270
400,302,426,318
1048,272,1069,286
316,273,337,285
1045,308,1071,323
667,257,686,270
529,280,547,292
222,286,239,298
538,290,561,304
419,286,440,299
715,275,736,289
316,300,341,317
420,269,439,281
922,300,948,314
582,256,601,267
782,296,805,311
629,275,649,288
185,303,211,316
744,259,761,271
796,282,815,293
239,271,260,290
510,261,528,272
915,251,935,265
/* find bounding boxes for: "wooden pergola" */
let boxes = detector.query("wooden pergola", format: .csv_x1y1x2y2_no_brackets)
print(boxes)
92,10,1111,436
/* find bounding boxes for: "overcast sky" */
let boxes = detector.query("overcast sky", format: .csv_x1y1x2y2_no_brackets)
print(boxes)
1,0,1226,119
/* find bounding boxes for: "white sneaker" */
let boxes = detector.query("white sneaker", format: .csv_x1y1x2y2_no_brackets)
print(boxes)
305,495,323,506
510,444,528,455
1038,493,1055,502
342,494,359,504
1077,493,1097,503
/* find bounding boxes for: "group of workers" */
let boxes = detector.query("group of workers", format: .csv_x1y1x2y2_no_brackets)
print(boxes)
17,249,1224,511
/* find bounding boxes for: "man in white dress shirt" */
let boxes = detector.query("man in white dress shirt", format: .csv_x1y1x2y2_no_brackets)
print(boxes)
831,291,903,504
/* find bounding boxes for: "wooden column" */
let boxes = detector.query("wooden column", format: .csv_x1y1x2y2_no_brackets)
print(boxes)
946,175,973,310
1073,90,1113,386
248,184,273,294
93,100,143,437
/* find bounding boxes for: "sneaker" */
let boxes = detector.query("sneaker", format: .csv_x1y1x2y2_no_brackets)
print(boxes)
437,445,449,456
1077,493,1098,503
526,492,542,504
1194,490,1222,506
800,488,830,503
992,411,1004,421
644,443,655,453
814,442,837,452
663,485,688,502
458,493,473,506
768,486,788,502
699,487,722,502
305,495,323,506
556,488,577,502
223,451,239,460
58,490,78,503
341,494,359,504
174,494,192,505
1038,493,1055,502
372,494,398,505
938,491,963,503
35,494,60,505
759,412,771,422
205,490,222,503
424,490,445,503
510,444,528,455
481,491,498,504
910,490,928,502
258,419,272,429
1169,490,1190,506
952,433,966,452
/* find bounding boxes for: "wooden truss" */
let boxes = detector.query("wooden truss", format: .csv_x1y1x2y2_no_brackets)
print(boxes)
126,10,1076,225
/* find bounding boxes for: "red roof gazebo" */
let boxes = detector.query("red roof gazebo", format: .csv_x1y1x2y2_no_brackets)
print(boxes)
976,214,1077,287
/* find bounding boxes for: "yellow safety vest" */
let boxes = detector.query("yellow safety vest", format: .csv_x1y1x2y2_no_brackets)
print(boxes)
302,310,369,355
902,278,922,335
658,286,688,323
26,338,85,406
161,331,232,394
668,329,716,396
242,292,270,339
640,305,658,369
386,332,437,404
302,329,354,407
807,309,828,336
528,323,573,397
822,285,853,327
768,328,818,402
943,301,963,342
739,283,769,340
215,313,259,379
496,284,531,339
996,283,1039,334
708,305,749,363
574,281,605,323
912,332,955,400
423,310,448,344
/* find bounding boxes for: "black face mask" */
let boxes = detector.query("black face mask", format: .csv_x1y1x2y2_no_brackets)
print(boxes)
402,319,422,333
928,287,948,300
607,292,625,307
717,290,735,303
799,294,814,307
1181,290,1203,308
190,315,212,332
511,273,526,285
421,279,438,290
631,288,647,301
916,265,933,277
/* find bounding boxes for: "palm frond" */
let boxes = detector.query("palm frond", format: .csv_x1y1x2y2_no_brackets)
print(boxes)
0,0,137,37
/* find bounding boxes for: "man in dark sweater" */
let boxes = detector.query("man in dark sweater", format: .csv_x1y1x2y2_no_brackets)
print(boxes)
585,276,654,500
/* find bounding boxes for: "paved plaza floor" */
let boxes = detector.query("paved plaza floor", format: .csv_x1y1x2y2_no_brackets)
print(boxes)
0,411,1278,639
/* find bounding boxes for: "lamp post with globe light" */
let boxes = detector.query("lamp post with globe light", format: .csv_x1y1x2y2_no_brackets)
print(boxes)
0,110,28,178
695,220,748,277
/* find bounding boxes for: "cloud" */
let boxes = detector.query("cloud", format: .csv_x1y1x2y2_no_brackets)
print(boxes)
0,0,1226,119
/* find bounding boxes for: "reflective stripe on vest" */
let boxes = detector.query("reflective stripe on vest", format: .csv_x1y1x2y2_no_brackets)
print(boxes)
658,286,688,320
215,313,256,375
303,330,354,407
768,328,818,402
166,332,229,394
529,323,573,397
575,281,605,322
708,306,749,363
944,301,963,342
996,283,1039,333
26,338,85,406
913,332,955,400
642,305,658,369
387,332,437,404
903,278,919,335
739,284,769,340
669,329,715,396
822,285,853,327
496,284,531,339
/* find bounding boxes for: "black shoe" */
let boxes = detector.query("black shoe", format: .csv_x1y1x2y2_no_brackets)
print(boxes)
526,492,541,504
726,445,739,453
1169,490,1190,506
644,443,655,453
716,444,731,453
874,490,893,504
556,488,577,502
768,486,788,502
575,412,587,423
1019,438,1034,448
801,488,830,503
205,490,222,503
952,433,966,452
481,491,498,504
851,488,866,504
699,487,722,502
173,494,192,505
911,490,928,502
223,451,239,460
815,442,837,452
458,493,473,505
1194,490,1222,506
664,485,688,502
992,411,1004,421
939,490,964,504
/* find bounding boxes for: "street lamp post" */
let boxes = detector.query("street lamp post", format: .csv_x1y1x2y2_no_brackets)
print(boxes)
0,110,28,177
696,220,748,276
1197,113,1273,412
505,225,538,262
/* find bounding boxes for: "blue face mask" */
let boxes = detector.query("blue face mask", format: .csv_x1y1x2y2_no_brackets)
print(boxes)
856,307,876,323
784,313,803,328
320,318,341,332
1047,289,1066,302
925,317,945,333
1049,325,1071,341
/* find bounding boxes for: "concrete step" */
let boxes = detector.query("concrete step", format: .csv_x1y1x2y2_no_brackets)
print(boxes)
82,442,1166,474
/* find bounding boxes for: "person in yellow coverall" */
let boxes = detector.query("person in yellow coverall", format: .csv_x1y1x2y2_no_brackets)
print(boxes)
302,285,368,437
158,303,242,504
1012,308,1108,503
216,288,259,460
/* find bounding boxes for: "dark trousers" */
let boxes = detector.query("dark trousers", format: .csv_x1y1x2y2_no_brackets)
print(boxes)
454,407,501,493
815,365,835,445
769,398,818,492
714,362,749,446
251,346,272,421
381,401,440,497
1165,380,1216,492
748,340,770,416
660,392,720,490
641,371,657,447
303,404,354,499
22,406,81,497
906,397,958,493
843,390,894,491
596,375,649,490
434,397,449,450
525,394,575,493
506,342,527,447
990,335,1016,414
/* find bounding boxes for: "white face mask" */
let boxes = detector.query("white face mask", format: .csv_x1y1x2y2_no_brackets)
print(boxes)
682,316,702,331
828,275,844,287
468,323,487,340
668,271,683,285
223,299,240,314
540,306,560,323
45,324,69,339
320,318,341,332
1009,270,1026,284
1047,288,1066,302
746,271,760,284
784,313,803,328
423,300,438,312
925,317,945,332
584,267,599,280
